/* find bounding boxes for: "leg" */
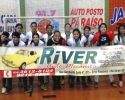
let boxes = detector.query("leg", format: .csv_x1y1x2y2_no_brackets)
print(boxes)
2,78,6,93
23,77,28,92
109,75,117,87
52,76,56,90
28,77,34,92
70,76,75,88
45,76,49,84
76,76,80,84
118,74,123,87
56,76,61,89
18,77,23,87
87,76,93,84
81,76,87,87
94,75,99,88
5,78,12,94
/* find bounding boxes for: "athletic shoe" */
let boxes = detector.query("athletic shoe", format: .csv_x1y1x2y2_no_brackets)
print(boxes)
119,81,123,87
94,82,98,88
41,85,47,91
110,82,117,87
24,87,28,93
28,86,33,93
82,83,88,88
61,79,65,85
2,87,6,93
4,88,10,94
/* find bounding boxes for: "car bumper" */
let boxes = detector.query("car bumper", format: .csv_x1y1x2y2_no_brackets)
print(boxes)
2,60,18,68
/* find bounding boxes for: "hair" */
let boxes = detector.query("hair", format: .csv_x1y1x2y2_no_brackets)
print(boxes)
98,23,107,32
73,28,81,40
2,31,9,38
30,33,39,44
117,24,125,41
64,23,71,28
15,23,23,29
46,24,53,29
30,22,37,26
83,26,91,35
12,32,20,38
53,30,61,35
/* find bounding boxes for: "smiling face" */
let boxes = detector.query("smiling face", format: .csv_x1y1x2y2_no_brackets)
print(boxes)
99,24,107,34
53,32,61,42
1,35,8,42
33,34,39,43
47,26,53,34
119,26,125,36
73,31,80,40
65,24,71,32
12,36,20,44
31,23,37,32
84,28,90,36
16,26,22,33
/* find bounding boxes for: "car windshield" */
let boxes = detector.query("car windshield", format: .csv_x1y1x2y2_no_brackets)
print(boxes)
16,50,28,56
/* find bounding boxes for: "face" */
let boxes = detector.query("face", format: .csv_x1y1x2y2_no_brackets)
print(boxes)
100,25,107,33
53,32,61,42
73,31,80,40
31,24,37,32
16,26,22,33
1,35,8,42
47,26,53,34
33,35,39,43
119,26,125,36
65,24,71,32
84,28,90,36
12,36,20,43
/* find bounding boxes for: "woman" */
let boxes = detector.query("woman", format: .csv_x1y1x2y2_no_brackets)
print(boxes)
67,28,82,88
80,26,93,87
114,24,125,87
47,30,66,90
0,31,9,93
91,23,117,88
23,33,47,93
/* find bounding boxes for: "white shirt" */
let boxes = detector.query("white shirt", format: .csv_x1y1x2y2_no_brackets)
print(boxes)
27,40,44,46
8,40,25,47
43,33,53,45
26,31,43,42
67,37,81,47
61,32,73,41
114,35,122,45
81,34,94,47
9,33,26,42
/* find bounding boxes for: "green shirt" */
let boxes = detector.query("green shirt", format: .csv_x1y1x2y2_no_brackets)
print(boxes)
75,39,80,47
66,35,70,41
121,36,125,43
48,35,52,41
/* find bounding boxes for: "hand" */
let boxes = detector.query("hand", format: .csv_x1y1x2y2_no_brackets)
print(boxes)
6,45,10,47
52,44,56,46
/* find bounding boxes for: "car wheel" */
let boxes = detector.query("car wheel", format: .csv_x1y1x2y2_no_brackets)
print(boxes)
35,58,39,64
19,63,26,70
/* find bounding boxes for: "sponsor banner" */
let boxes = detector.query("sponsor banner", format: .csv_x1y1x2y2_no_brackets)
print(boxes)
0,46,125,78
109,0,125,34
69,0,105,33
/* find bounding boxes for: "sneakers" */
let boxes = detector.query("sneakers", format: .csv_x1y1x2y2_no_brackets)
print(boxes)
94,82,98,88
110,82,117,87
18,81,23,87
82,83,88,88
61,79,65,85
119,81,123,87
24,87,28,93
2,87,6,93
41,85,47,91
4,88,10,94
28,86,33,93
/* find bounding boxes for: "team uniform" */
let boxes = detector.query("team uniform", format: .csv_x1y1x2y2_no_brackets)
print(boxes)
0,35,9,93
92,31,116,87
61,32,73,41
80,34,94,86
67,37,82,87
5,40,25,94
114,35,125,87
43,33,53,45
9,33,26,43
47,37,66,90
23,40,46,92
26,31,43,42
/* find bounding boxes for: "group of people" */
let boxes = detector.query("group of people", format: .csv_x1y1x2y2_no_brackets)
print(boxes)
0,21,125,94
